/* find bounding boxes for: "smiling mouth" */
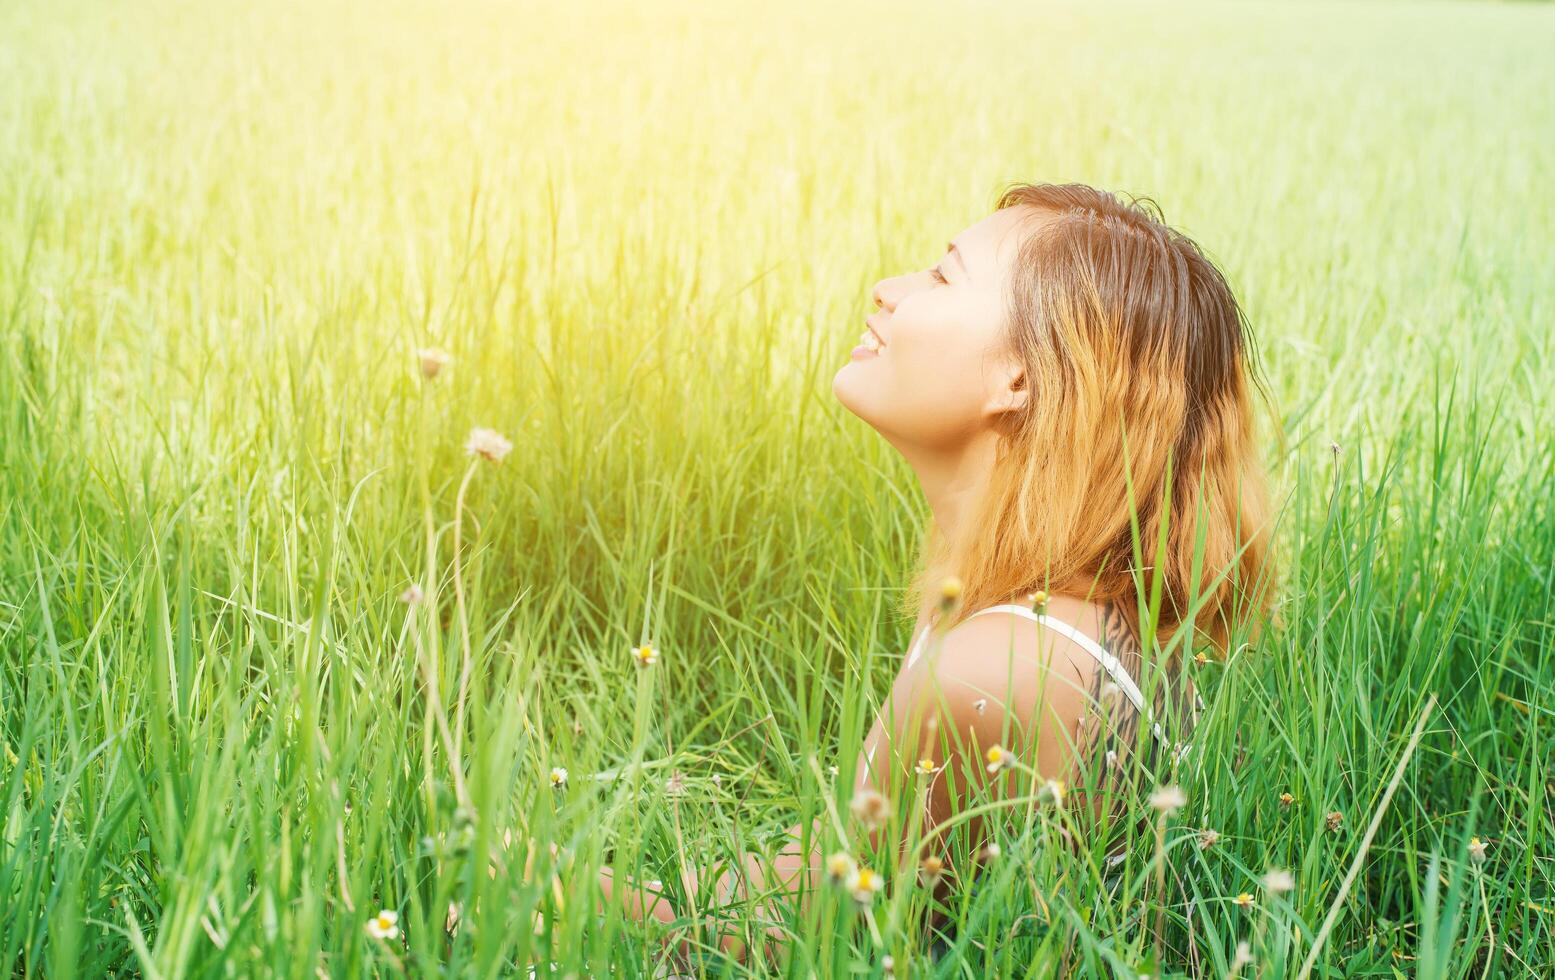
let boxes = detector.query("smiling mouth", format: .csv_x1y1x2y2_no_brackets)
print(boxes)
859,326,885,352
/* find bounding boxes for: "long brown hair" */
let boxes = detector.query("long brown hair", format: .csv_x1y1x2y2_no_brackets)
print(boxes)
903,182,1279,660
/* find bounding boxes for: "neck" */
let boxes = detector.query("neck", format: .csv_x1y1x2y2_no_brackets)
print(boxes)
897,430,1001,576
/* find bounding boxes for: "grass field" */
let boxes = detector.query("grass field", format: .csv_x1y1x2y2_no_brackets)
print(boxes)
3,0,1555,975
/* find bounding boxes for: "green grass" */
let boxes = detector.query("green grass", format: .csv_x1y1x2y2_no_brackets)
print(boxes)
3,0,1554,975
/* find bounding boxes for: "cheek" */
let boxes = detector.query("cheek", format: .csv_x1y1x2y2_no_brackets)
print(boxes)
881,336,989,442
833,309,998,449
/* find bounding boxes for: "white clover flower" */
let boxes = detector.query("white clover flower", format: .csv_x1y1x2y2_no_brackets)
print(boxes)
465,427,513,463
366,908,399,939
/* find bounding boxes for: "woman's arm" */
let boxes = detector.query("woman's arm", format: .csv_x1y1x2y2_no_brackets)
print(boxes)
595,821,827,961
595,612,1090,961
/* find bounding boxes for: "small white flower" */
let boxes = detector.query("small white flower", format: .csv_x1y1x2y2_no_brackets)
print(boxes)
465,427,513,463
398,583,425,605
1199,828,1221,850
981,841,1001,860
665,771,686,797
548,767,568,788
630,642,659,668
1232,940,1252,967
1261,867,1295,894
1468,836,1487,864
915,758,938,776
919,854,945,887
826,851,857,885
984,745,1013,774
845,866,884,905
972,698,988,715
850,789,890,830
1037,778,1066,807
1148,784,1187,816
366,908,399,939
416,347,453,379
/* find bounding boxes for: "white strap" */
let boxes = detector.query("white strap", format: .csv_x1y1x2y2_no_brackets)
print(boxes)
903,622,934,672
962,604,1172,747
869,605,1189,772
964,605,1147,709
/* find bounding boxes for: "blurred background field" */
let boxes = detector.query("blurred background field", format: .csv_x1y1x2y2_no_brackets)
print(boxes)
2,0,1553,975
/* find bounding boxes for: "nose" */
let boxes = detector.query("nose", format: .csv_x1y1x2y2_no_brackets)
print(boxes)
871,278,894,312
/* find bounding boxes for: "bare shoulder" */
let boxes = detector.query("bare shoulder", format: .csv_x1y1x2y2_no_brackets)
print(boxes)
899,604,1104,750
932,604,1100,695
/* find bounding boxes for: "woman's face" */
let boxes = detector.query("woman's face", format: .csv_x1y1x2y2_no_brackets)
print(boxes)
833,206,1038,453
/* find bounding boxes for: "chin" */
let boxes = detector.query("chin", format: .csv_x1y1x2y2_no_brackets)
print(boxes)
831,363,863,415
832,365,886,432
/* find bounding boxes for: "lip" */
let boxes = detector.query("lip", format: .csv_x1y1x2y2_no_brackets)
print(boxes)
850,345,879,361
864,318,887,349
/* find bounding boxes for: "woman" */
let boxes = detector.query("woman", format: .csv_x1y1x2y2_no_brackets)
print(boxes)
598,181,1277,962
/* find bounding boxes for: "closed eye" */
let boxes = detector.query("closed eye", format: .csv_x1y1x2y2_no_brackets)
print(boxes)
929,266,947,284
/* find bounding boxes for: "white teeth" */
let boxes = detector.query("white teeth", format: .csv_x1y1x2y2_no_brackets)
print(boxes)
859,330,882,352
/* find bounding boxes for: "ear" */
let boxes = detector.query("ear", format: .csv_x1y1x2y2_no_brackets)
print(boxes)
984,356,1030,418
